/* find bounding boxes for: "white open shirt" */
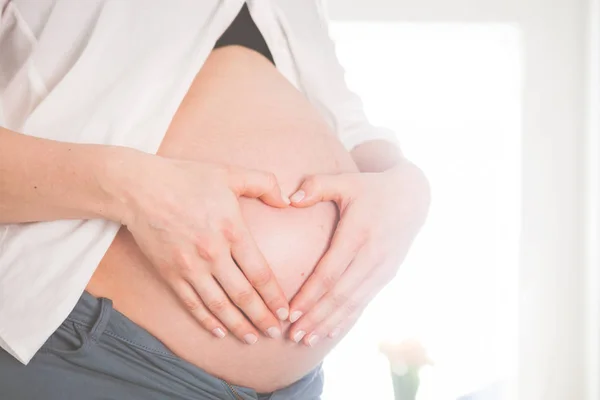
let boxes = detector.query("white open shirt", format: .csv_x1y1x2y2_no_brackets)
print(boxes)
0,0,397,364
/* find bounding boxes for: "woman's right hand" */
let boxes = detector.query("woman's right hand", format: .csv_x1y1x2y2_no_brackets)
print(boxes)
104,148,291,344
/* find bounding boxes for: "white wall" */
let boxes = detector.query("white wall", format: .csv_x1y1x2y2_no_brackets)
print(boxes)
518,2,586,400
328,0,522,21
584,1,600,399
326,1,593,399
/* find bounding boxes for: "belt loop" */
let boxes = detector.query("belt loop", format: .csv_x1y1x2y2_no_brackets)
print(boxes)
89,297,113,342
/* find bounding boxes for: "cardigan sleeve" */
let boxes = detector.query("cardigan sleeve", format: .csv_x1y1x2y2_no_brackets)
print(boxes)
296,0,400,151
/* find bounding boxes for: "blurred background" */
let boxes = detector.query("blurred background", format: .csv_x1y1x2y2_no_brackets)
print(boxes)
319,1,599,400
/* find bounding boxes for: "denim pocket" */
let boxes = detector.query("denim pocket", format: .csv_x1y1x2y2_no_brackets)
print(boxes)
40,320,93,357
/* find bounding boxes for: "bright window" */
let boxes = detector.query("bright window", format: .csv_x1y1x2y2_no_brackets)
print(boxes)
322,23,521,400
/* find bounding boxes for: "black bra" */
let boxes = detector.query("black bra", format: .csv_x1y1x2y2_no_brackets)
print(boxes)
213,3,275,66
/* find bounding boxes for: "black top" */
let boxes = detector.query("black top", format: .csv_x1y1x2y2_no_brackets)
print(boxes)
213,3,275,65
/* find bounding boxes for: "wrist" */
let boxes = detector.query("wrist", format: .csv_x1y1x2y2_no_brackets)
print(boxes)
95,145,145,224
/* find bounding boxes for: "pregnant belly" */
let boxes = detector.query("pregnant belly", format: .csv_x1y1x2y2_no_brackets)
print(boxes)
87,46,359,392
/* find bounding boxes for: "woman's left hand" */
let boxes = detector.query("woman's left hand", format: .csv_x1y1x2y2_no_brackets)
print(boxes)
287,161,430,346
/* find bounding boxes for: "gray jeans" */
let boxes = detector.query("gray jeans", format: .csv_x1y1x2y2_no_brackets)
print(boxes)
0,292,323,400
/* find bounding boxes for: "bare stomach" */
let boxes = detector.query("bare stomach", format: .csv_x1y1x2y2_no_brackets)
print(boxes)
86,46,359,392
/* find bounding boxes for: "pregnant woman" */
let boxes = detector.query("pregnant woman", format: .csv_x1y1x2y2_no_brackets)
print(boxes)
0,1,430,399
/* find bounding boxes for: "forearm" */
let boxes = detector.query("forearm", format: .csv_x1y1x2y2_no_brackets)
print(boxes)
0,126,129,224
350,139,405,173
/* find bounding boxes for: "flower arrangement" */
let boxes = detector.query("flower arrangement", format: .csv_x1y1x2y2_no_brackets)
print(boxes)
379,339,433,400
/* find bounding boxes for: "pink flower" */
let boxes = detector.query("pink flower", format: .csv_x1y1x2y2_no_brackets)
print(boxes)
379,338,434,375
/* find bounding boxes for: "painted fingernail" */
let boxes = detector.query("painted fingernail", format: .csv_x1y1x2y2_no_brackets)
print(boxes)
290,310,303,323
212,328,226,339
329,328,341,339
276,308,289,321
293,330,306,343
267,327,282,339
307,334,320,347
244,333,258,345
290,190,305,203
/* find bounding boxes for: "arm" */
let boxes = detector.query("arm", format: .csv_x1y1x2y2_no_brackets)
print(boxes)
288,142,430,344
0,127,402,222
0,126,126,224
350,139,405,173
0,126,292,343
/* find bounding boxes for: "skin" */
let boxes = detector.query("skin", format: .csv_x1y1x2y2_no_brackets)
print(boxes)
0,127,291,343
0,128,430,348
287,142,431,345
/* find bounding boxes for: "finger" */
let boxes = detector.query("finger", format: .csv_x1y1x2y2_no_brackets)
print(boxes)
228,166,290,207
288,218,364,323
289,246,379,344
324,308,364,342
170,279,227,339
231,224,290,322
187,273,260,345
212,253,282,339
289,174,355,207
304,272,381,347
314,303,368,344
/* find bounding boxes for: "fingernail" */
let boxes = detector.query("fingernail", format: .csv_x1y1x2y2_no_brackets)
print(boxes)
282,194,291,205
290,190,305,203
267,327,282,339
244,333,258,345
293,330,306,343
308,334,320,347
289,310,303,323
329,328,341,339
212,328,226,339
276,308,289,321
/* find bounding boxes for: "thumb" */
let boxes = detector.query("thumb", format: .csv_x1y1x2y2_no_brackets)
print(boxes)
229,167,290,208
289,174,351,208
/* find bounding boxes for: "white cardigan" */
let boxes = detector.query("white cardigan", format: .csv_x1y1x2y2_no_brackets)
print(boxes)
0,0,397,364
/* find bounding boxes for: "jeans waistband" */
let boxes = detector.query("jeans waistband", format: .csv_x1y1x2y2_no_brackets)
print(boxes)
67,291,324,399
66,291,176,357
